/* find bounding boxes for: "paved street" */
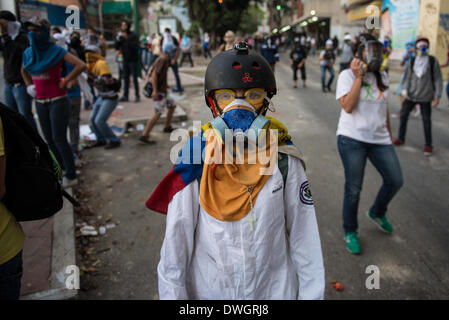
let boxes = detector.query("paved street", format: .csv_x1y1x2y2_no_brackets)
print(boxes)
72,50,449,300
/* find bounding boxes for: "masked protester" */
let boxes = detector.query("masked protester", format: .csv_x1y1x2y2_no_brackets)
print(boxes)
335,34,403,255
85,35,121,150
319,39,336,92
115,20,140,102
393,40,419,118
21,18,85,189
290,37,307,88
393,37,443,156
260,36,279,72
146,42,325,300
339,34,354,72
0,11,37,129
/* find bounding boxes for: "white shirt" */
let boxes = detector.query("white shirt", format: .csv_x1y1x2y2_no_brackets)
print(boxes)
336,69,391,145
158,155,325,300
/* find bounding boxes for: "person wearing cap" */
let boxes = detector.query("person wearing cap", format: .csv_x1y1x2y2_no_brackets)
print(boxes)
21,18,85,189
147,42,325,300
138,42,177,144
339,34,354,72
319,39,336,92
84,34,121,150
290,37,307,88
392,37,443,156
115,20,140,103
336,34,403,255
0,10,36,129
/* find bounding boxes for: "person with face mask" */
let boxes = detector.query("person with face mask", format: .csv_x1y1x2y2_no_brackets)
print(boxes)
335,34,403,255
392,40,418,118
260,36,279,72
20,18,85,188
0,11,37,130
393,37,443,156
339,34,354,72
319,39,336,92
115,20,140,102
147,42,324,300
290,37,307,88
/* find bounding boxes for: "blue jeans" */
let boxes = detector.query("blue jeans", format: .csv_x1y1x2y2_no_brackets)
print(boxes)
170,61,183,91
321,65,334,89
4,83,37,130
337,135,403,233
0,250,23,300
90,97,120,143
36,97,76,179
123,61,139,99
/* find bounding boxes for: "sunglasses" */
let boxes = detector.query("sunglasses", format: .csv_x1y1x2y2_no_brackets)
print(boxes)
214,88,266,109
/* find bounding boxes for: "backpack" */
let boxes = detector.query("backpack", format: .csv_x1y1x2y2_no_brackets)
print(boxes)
324,49,335,61
0,103,79,222
410,56,435,91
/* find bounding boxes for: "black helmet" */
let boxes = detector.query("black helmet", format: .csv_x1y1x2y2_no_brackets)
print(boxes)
204,42,276,115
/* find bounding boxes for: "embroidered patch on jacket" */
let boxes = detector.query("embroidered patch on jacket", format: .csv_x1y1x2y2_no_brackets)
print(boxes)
272,185,283,194
300,181,313,205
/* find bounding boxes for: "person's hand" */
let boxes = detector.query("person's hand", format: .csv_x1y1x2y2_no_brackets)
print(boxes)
350,58,365,79
152,91,159,100
26,85,36,98
432,98,439,108
59,78,67,89
171,59,176,66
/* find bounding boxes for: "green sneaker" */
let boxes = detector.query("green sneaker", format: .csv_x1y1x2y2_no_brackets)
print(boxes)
366,210,393,234
344,232,361,254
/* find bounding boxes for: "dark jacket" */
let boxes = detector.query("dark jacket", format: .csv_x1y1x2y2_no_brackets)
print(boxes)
114,31,139,62
0,30,29,85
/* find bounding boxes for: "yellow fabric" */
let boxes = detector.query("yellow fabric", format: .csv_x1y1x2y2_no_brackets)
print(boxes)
199,125,274,222
0,117,25,265
86,52,111,76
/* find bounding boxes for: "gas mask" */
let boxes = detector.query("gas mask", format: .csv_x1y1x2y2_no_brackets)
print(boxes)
416,45,429,56
209,88,270,144
360,40,383,72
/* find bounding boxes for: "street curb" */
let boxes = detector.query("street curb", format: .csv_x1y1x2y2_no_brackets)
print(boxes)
20,188,78,300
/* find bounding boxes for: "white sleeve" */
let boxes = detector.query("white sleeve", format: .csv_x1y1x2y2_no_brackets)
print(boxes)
157,180,199,300
336,69,355,100
284,156,325,300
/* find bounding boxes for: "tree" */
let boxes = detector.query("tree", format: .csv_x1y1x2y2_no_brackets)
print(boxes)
239,4,265,35
182,0,262,47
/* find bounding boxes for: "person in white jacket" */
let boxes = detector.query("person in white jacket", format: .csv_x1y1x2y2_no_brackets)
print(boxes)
146,42,325,300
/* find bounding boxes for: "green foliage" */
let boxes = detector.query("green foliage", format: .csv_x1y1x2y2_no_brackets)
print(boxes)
239,4,265,35
184,0,264,39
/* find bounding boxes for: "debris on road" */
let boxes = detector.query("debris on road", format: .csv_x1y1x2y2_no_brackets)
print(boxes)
332,281,344,291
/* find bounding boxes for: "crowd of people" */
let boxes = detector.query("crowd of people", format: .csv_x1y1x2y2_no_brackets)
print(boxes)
0,8,448,300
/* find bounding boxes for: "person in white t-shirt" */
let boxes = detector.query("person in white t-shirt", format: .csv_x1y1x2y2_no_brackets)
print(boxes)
335,34,403,255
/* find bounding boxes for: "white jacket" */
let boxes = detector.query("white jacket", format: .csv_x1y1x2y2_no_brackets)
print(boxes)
158,155,325,300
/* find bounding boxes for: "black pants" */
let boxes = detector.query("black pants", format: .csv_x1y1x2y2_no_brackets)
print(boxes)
398,99,432,146
123,61,139,99
180,52,194,67
293,63,306,81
